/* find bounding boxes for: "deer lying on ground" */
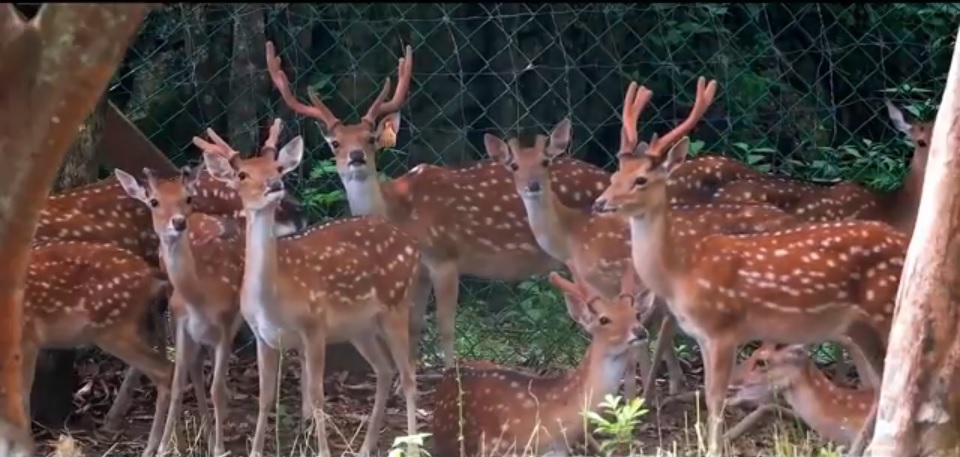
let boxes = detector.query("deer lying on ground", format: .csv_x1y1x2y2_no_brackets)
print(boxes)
22,241,173,457
198,120,423,457
486,116,800,403
593,77,905,455
725,343,872,448
712,101,932,238
116,164,247,457
432,262,651,457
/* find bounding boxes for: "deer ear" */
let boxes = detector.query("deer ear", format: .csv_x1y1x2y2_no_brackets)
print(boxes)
886,100,912,135
202,152,236,184
658,136,690,175
277,136,304,174
181,165,203,194
377,112,401,149
484,133,511,164
546,117,572,159
114,169,149,202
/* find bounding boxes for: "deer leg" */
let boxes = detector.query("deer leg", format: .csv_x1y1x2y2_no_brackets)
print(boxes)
96,328,173,457
302,332,332,457
427,262,460,368
157,323,199,456
643,306,680,405
845,342,880,389
407,269,432,364
624,343,644,402
701,338,737,457
187,349,211,453
843,322,887,457
249,340,280,457
207,334,231,457
103,366,141,433
350,333,395,457
380,305,420,457
18,344,38,426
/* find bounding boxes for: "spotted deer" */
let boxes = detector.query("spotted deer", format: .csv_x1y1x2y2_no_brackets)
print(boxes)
432,262,651,457
22,241,173,457
115,165,247,457
197,121,422,457
266,41,619,368
486,112,805,404
712,101,933,237
726,343,873,448
593,77,905,455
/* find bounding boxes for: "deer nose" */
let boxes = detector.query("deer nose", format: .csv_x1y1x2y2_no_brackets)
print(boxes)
171,216,187,232
592,199,608,214
267,180,284,193
348,150,366,163
527,181,542,193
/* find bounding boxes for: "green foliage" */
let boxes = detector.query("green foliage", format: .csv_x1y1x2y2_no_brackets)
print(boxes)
584,394,649,456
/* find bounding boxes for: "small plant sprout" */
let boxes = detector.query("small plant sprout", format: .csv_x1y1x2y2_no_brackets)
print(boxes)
583,393,648,456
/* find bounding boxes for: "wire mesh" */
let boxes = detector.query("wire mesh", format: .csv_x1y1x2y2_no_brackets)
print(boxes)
106,3,957,368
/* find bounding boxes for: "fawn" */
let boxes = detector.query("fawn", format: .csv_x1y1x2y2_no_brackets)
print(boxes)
727,343,872,447
22,241,173,457
115,164,247,456
197,120,423,457
432,262,651,457
593,77,904,455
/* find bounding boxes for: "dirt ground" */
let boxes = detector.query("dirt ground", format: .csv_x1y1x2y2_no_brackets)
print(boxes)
35,354,829,457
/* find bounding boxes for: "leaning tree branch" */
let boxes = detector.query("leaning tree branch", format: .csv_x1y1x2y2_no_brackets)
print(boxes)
866,25,960,457
0,4,149,455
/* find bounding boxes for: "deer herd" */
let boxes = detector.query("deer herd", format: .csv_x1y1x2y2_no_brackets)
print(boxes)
17,39,935,457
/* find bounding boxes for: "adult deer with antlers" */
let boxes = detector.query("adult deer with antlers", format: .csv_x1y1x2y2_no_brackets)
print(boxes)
432,262,651,457
265,41,617,368
196,120,422,457
485,117,801,402
593,77,904,455
115,164,247,457
711,101,932,237
21,241,173,457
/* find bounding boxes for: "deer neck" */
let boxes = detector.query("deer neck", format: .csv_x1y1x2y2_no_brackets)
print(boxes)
566,344,632,412
781,363,855,433
627,201,679,298
159,235,205,306
880,164,925,235
342,172,389,217
243,207,281,304
519,188,582,261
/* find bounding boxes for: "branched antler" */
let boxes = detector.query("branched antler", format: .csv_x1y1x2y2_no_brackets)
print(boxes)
619,82,653,156
647,77,718,157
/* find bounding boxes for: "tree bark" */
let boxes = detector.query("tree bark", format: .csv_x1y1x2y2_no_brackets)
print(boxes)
0,4,148,454
866,26,960,457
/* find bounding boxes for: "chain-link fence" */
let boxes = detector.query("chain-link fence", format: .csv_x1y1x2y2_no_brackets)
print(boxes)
105,3,956,369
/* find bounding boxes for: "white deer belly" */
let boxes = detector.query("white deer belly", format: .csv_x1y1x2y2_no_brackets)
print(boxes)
240,297,302,350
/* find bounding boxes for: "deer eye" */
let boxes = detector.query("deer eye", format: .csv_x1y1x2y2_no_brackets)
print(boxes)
367,136,376,144
917,139,928,148
149,198,159,208
330,140,341,149
598,316,611,325
185,196,194,205
633,177,648,187
540,159,550,168
756,360,768,370
509,163,519,171
238,171,248,181
277,166,284,174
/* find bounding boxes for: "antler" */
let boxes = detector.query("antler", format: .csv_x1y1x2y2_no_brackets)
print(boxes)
262,118,283,153
142,167,158,190
191,127,240,160
266,41,413,128
265,41,341,129
619,81,654,155
361,44,414,125
648,76,718,157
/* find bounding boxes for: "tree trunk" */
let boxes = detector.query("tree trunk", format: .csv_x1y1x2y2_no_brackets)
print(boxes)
227,3,265,153
0,5,148,454
865,26,960,457
30,96,107,428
